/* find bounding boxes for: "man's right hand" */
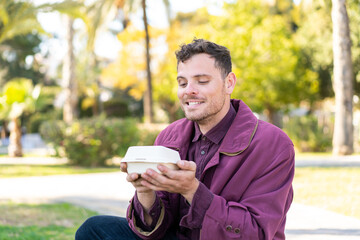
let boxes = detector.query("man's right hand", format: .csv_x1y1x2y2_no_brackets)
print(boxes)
121,162,156,224
120,162,153,193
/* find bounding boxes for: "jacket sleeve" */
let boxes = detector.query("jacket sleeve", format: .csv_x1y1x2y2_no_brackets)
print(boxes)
127,191,180,240
197,144,295,240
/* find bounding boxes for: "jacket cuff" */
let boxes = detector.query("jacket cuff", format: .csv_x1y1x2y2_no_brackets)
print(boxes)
132,192,161,230
180,181,214,229
127,197,166,238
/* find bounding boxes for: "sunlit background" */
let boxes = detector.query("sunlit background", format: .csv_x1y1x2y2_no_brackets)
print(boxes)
0,0,360,239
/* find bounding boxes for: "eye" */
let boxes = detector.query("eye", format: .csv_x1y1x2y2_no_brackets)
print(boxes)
199,80,209,84
177,79,187,87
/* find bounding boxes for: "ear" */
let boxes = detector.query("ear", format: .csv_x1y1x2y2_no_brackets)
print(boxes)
225,72,236,94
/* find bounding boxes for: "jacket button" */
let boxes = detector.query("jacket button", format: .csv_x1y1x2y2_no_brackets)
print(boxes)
226,225,232,231
234,228,241,234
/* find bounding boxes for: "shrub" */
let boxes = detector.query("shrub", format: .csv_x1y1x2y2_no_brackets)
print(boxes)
40,117,161,166
283,114,333,152
25,110,62,133
39,120,66,156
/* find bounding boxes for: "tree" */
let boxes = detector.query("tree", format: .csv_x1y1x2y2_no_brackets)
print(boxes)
62,16,78,123
0,0,84,153
205,0,318,124
0,34,45,86
75,0,122,116
0,0,46,89
141,0,153,123
0,78,40,157
295,0,360,99
331,0,354,155
0,0,45,44
95,0,170,122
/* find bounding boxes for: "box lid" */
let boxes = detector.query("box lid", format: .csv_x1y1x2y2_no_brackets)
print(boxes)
122,146,180,163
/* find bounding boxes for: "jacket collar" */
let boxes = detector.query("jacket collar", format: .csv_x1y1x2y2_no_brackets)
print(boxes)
160,99,258,158
219,99,258,155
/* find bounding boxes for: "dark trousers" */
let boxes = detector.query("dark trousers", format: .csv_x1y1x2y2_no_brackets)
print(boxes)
75,215,178,240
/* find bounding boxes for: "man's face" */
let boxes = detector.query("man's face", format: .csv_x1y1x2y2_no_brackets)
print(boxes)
177,53,230,126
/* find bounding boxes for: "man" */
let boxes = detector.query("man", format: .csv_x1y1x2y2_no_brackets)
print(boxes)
76,39,295,240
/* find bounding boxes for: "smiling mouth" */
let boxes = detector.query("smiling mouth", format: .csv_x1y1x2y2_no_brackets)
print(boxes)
186,101,202,106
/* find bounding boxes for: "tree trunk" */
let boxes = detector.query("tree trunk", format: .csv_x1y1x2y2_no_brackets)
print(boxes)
1,121,8,139
142,0,154,123
63,15,78,123
331,0,354,155
161,100,180,123
8,118,22,157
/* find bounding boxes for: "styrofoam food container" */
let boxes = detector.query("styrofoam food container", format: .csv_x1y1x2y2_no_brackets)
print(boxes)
121,146,181,174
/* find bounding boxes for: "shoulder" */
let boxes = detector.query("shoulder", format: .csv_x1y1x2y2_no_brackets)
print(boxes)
155,118,193,145
249,120,295,172
160,118,190,135
254,120,294,150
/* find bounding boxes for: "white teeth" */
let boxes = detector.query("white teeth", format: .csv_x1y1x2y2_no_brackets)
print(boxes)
188,102,201,106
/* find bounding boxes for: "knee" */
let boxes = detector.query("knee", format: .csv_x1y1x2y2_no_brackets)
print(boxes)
75,216,102,240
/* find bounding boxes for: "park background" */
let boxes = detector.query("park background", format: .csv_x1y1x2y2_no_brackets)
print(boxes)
1,0,360,239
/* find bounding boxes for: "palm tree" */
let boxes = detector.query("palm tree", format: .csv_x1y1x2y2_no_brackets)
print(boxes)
0,0,45,44
49,1,87,123
0,1,44,156
0,78,40,157
331,0,354,155
62,15,78,123
0,0,84,152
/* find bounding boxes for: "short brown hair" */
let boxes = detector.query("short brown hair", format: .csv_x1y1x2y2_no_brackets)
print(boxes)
175,38,232,79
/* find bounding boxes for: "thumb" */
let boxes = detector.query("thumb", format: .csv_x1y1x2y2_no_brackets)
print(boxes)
177,160,196,171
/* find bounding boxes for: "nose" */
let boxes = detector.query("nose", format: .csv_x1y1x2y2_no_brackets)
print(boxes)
184,82,198,95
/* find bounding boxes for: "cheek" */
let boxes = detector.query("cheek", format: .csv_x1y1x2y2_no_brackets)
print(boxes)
177,89,183,99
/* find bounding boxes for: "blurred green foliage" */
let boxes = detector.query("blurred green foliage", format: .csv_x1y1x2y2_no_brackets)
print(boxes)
2,0,360,154
283,114,333,152
0,34,45,86
23,86,62,133
39,116,160,166
210,0,318,122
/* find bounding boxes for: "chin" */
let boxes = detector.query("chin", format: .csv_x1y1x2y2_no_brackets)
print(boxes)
185,113,206,122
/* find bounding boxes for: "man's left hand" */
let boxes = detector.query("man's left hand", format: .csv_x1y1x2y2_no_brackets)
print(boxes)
140,160,199,204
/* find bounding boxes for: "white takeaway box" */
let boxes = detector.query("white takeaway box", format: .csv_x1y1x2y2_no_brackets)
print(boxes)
121,146,180,174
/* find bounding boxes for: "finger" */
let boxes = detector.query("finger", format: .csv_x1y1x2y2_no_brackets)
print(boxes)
177,160,196,171
140,176,170,192
126,172,140,182
142,169,177,188
140,179,160,191
120,162,127,173
141,171,162,186
157,164,175,178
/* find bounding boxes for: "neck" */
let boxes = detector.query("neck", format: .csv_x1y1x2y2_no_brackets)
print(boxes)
198,101,231,134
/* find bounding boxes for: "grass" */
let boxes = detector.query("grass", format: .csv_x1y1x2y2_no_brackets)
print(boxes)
0,164,120,178
294,167,360,219
0,202,97,240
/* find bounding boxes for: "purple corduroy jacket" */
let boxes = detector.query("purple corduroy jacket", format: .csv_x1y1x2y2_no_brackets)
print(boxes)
127,99,295,240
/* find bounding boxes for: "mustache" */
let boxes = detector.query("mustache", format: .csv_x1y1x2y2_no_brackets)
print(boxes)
182,97,204,102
